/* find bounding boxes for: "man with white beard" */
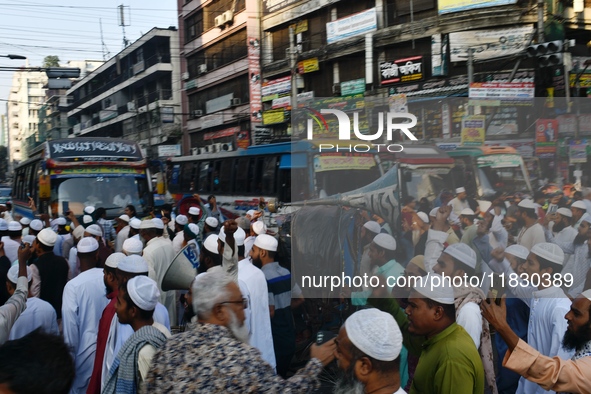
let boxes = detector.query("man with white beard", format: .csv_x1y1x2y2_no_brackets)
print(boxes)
334,308,406,394
144,270,336,392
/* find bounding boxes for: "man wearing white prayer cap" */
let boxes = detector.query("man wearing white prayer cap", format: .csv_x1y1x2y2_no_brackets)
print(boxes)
6,264,58,340
351,233,404,307
171,215,189,255
482,289,591,394
19,217,31,237
103,276,170,389
61,233,109,393
355,221,383,290
514,199,545,250
334,308,405,394
448,186,470,217
28,219,44,236
204,216,219,235
122,238,143,256
570,199,587,229
127,218,142,242
114,214,131,253
2,221,22,264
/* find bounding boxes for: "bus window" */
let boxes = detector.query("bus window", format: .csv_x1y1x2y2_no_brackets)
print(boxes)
234,157,249,194
218,159,232,194
198,161,211,193
179,162,193,192
261,156,277,195
249,158,264,194
278,169,291,203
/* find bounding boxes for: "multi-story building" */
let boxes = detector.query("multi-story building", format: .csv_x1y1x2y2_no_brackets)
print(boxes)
0,114,6,147
66,28,182,159
178,0,260,154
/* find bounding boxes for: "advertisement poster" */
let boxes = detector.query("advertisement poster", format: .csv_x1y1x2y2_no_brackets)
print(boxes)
461,115,486,146
236,130,250,149
535,119,558,158
569,139,588,164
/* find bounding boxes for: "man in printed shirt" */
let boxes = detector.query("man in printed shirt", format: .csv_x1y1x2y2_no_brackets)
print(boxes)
143,270,336,393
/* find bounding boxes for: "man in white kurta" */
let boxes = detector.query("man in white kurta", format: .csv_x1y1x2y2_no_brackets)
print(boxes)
62,237,109,394
114,215,130,253
6,265,58,340
140,220,176,326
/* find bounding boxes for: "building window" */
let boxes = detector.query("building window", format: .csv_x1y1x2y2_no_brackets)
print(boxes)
186,29,247,77
188,74,249,113
185,9,204,43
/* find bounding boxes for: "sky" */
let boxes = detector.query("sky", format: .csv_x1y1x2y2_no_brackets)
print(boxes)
0,0,178,115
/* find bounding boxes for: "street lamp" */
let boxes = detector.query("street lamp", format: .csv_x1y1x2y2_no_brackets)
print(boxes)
0,54,26,60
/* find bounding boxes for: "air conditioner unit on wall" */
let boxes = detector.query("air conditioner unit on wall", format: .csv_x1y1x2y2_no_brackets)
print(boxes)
214,15,225,28
198,147,207,155
332,84,341,95
231,98,241,106
221,142,233,152
191,147,199,155
182,72,190,81
198,64,207,75
191,110,203,118
213,143,222,153
222,10,234,24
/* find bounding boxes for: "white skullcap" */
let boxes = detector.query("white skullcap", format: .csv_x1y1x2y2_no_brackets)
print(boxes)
581,289,591,302
151,218,165,230
252,221,267,235
460,208,475,216
412,274,455,304
455,187,466,194
105,252,126,269
118,214,130,223
234,227,246,246
85,224,102,237
29,219,43,231
505,244,529,261
188,206,200,216
118,255,149,273
246,209,256,217
8,222,22,231
363,221,382,234
77,237,99,253
130,218,141,229
205,217,219,228
429,207,439,217
254,234,278,252
127,276,160,311
123,238,143,255
571,200,587,211
19,217,31,226
84,206,95,214
417,212,429,224
72,225,85,239
83,215,93,224
55,217,67,226
175,215,188,226
139,219,156,230
582,214,591,224
517,199,536,210
556,207,572,218
186,223,200,237
345,309,402,361
37,228,58,247
444,242,477,269
7,265,32,283
531,242,565,266
22,235,36,245
203,234,219,254
0,219,7,231
373,233,396,251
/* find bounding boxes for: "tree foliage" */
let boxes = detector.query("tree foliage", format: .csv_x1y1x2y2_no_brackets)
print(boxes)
43,55,60,68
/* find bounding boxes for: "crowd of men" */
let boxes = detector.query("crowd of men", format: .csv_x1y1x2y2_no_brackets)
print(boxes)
0,185,590,393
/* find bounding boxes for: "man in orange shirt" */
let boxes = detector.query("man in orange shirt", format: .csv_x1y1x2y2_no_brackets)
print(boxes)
482,290,591,393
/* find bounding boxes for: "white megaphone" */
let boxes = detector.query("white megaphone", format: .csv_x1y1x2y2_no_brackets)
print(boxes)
162,243,200,291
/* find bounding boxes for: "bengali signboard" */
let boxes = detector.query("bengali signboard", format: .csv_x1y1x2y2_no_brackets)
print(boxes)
450,26,534,62
157,145,181,157
236,130,250,149
203,126,240,141
341,79,365,96
469,82,535,99
262,76,291,102
535,119,558,158
461,116,486,146
314,154,376,172
439,0,517,14
326,8,377,44
248,37,262,124
297,57,319,74
253,126,273,145
380,56,424,85
262,108,287,125
262,0,300,14
570,139,588,164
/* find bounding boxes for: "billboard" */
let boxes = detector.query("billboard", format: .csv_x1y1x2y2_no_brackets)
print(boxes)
439,0,517,14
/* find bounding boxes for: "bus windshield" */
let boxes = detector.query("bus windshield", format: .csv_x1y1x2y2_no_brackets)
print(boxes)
477,154,531,197
51,176,151,217
313,153,381,196
400,167,456,202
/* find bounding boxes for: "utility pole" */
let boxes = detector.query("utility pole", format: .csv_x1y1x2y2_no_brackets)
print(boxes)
537,0,544,43
289,26,298,116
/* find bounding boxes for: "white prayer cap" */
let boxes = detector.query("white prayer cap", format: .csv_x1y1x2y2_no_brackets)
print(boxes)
556,207,572,218
254,234,278,252
55,217,67,226
118,255,149,273
127,276,160,311
203,234,220,254
412,274,455,304
83,215,93,224
29,219,43,231
505,245,529,261
444,242,477,269
205,217,219,228
582,214,591,224
363,221,381,234
186,223,200,238
517,199,536,210
105,252,126,269
0,219,7,231
429,207,439,218
7,265,32,283
139,219,156,230
130,218,142,230
234,227,246,246
531,242,565,266
19,217,31,226
72,225,85,239
460,208,475,216
118,214,130,223
455,187,466,194
188,206,200,216
85,224,103,237
373,233,396,251
77,237,99,253
417,212,429,224
581,289,591,302
571,200,587,211
84,206,95,215
8,222,22,231
151,218,165,230
246,209,256,217
37,228,58,247
252,221,267,235
22,235,36,245
123,238,143,255
175,215,188,226
345,309,402,361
